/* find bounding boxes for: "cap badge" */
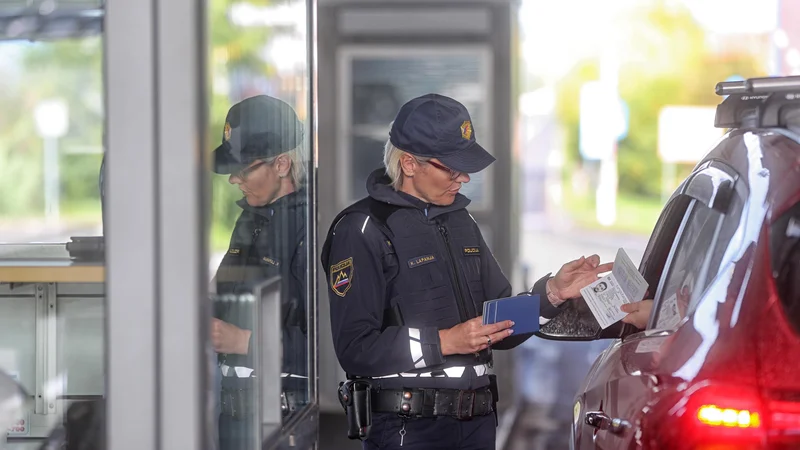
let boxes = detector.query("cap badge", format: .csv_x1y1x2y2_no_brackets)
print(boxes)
224,122,232,141
460,120,473,140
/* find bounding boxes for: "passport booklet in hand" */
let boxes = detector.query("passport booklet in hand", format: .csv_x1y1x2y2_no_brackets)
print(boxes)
481,294,540,335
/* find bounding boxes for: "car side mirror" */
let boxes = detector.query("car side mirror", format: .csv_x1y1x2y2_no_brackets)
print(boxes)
534,297,640,341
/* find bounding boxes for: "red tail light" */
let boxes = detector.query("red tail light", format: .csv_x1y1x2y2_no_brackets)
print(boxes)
644,382,800,449
765,399,800,445
697,404,761,428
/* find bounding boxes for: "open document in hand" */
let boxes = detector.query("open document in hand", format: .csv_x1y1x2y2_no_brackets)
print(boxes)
579,248,648,329
482,294,540,335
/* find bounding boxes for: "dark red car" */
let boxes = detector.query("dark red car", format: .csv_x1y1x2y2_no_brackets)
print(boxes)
536,75,800,450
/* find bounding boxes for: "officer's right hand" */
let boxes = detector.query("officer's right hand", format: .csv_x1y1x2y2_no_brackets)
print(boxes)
438,317,514,356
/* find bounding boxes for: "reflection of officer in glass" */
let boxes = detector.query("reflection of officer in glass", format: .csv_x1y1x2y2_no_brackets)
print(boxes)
593,282,608,293
321,94,612,450
211,95,307,450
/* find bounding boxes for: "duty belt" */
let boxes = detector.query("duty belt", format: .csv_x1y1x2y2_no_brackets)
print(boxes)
220,364,310,379
371,387,494,420
220,380,304,419
219,372,306,419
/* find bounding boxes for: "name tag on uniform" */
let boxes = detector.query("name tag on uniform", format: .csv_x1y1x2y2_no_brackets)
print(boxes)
408,254,436,268
463,246,480,256
262,257,280,267
228,248,241,255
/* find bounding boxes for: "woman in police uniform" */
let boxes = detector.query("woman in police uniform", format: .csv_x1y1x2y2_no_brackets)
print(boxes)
322,94,612,450
210,95,308,450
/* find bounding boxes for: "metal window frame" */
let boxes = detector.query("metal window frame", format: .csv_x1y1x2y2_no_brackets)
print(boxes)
106,0,319,448
335,44,494,211
306,0,320,423
267,0,321,445
34,282,58,416
105,0,208,448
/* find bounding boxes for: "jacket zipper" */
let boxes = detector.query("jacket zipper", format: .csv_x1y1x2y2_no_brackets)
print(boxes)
241,217,265,264
223,217,265,365
437,223,474,321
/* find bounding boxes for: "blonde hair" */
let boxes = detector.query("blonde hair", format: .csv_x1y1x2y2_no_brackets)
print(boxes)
265,145,306,187
383,139,433,191
383,139,404,190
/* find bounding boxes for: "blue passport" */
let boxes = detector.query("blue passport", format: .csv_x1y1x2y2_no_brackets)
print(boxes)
482,294,540,335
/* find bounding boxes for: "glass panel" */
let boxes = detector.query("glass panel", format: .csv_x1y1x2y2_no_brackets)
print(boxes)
0,15,105,448
342,47,493,209
207,0,312,448
0,296,37,395
57,294,104,395
686,187,745,315
652,201,723,329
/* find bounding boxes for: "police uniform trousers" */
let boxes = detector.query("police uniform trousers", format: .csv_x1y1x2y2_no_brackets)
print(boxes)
363,413,496,450
218,376,257,450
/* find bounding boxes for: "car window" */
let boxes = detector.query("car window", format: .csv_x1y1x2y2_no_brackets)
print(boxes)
688,187,746,314
638,196,692,292
770,201,800,335
651,200,723,329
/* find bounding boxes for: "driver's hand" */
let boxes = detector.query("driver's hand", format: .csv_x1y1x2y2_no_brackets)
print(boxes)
620,299,654,329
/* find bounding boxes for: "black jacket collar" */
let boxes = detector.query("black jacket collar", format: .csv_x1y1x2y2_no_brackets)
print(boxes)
365,168,470,220
236,188,307,219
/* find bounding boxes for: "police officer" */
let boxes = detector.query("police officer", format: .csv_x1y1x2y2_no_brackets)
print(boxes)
211,95,308,450
321,93,611,450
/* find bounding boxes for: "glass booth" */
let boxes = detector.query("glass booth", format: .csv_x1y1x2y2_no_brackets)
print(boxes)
0,0,318,449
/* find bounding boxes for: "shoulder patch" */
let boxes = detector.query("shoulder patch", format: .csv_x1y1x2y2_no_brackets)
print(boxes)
408,254,437,268
463,246,480,256
330,257,354,297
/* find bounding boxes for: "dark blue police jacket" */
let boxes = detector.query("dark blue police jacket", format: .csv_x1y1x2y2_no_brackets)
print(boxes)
321,169,560,391
215,189,307,380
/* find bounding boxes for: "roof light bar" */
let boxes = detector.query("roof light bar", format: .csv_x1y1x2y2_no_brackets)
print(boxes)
716,76,800,96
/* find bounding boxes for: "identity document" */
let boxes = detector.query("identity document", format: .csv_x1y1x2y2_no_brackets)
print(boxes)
580,248,648,329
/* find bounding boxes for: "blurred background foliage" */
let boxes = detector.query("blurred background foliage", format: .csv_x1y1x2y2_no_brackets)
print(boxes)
0,0,769,243
0,0,278,249
552,1,765,233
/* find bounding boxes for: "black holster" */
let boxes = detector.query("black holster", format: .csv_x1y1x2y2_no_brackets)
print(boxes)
338,379,373,440
220,377,255,421
488,374,499,425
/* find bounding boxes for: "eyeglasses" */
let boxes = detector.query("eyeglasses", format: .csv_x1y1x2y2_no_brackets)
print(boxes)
235,158,274,180
420,159,462,181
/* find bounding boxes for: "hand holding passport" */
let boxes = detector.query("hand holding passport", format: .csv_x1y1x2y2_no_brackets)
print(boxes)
482,294,541,335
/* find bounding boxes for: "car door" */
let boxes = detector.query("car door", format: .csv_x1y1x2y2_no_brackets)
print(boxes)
573,196,689,449
576,162,738,450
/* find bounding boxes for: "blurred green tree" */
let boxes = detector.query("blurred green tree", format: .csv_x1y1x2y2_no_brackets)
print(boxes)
0,0,281,249
207,0,275,248
0,38,103,218
554,2,766,198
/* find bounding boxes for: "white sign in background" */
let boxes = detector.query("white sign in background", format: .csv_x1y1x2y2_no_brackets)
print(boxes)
658,105,724,164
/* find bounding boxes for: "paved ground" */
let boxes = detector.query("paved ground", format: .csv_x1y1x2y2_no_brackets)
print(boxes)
502,224,648,450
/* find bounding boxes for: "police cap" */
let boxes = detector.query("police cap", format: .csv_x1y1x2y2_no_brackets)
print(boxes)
389,94,495,174
212,95,303,174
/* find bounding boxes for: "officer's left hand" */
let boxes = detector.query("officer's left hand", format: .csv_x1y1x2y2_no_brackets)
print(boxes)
211,318,252,355
548,255,613,304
